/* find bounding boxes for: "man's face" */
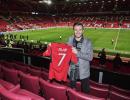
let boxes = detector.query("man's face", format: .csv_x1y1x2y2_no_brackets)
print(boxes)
74,25,84,38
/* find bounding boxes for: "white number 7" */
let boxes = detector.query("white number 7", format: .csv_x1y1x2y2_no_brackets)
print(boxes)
58,53,66,66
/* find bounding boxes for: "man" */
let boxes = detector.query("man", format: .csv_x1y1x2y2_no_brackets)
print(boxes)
68,22,93,93
59,35,62,40
98,48,106,67
111,38,114,45
113,53,122,71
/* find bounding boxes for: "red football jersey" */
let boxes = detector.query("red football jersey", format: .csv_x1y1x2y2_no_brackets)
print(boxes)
43,42,78,81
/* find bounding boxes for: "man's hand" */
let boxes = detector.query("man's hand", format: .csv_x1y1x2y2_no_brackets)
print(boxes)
48,43,51,46
72,47,78,54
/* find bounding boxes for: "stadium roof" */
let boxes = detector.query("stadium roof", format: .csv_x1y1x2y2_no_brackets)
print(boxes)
0,0,130,15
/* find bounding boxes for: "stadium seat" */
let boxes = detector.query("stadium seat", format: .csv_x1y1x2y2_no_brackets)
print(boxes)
41,71,49,80
2,67,19,85
67,88,105,100
42,67,49,73
13,64,27,73
89,80,109,89
109,91,130,100
30,65,42,71
89,86,109,99
76,81,109,99
0,83,46,100
110,85,130,97
0,84,32,100
0,61,14,69
39,78,68,100
76,80,109,91
19,72,40,95
13,61,26,66
0,65,3,78
0,79,15,90
27,67,41,77
12,89,45,100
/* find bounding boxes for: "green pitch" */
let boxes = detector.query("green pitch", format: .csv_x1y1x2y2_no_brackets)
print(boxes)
12,27,130,57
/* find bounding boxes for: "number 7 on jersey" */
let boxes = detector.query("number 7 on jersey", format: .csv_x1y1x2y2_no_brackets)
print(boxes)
58,53,66,67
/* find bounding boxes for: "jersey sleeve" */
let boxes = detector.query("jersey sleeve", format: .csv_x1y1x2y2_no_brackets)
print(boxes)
43,43,52,56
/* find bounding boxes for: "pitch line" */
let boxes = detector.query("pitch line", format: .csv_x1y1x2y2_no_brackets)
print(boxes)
114,28,121,50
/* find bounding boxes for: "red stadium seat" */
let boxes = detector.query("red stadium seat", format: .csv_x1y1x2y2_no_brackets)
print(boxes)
109,91,130,100
13,89,45,100
67,88,105,100
89,86,109,99
30,65,42,71
110,85,130,97
13,63,27,73
0,83,45,100
0,79,15,90
19,72,40,95
27,67,41,77
0,84,32,100
76,80,109,91
2,67,19,85
0,61,14,69
39,78,68,100
76,81,109,99
0,65,3,78
41,71,49,80
89,80,109,89
42,67,49,73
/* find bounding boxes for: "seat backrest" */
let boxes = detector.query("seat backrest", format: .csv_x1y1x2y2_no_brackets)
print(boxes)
42,67,49,73
0,61,14,69
0,65,3,78
110,85,130,97
13,63,27,73
30,65,41,71
67,88,105,100
19,72,40,95
39,78,67,100
89,80,109,89
41,71,49,80
76,80,109,91
89,86,109,99
109,91,130,100
76,81,109,99
0,84,32,100
27,67,41,77
2,67,19,85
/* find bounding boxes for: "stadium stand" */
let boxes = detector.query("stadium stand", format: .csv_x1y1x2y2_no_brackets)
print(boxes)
0,15,130,32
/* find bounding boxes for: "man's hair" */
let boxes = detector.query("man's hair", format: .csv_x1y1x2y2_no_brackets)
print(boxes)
73,22,84,30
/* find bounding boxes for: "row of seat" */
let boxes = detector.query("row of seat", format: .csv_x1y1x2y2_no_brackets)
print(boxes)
91,58,130,75
0,60,49,80
0,60,130,100
0,65,45,100
11,60,130,99
76,80,130,100
0,65,104,100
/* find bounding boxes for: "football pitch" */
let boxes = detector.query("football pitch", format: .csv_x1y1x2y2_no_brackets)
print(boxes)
12,27,130,57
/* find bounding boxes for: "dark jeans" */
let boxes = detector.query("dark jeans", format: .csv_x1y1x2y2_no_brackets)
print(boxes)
81,77,90,93
70,77,90,93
